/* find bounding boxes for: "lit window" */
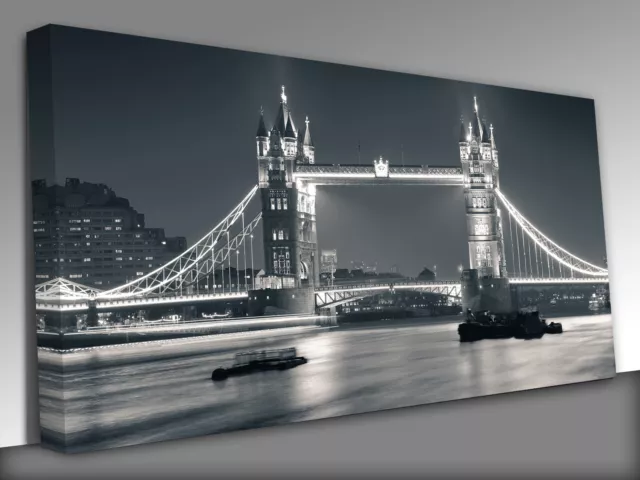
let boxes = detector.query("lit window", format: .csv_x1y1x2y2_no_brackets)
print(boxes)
272,229,277,241
472,197,477,208
136,272,144,276
69,227,81,232
145,256,153,260
115,257,123,261
33,228,45,233
135,234,141,239
115,249,123,253
115,227,122,231
104,226,112,231
276,198,282,210
270,198,275,210
83,258,91,262
83,219,91,223
114,218,122,223
283,197,288,210
278,229,284,240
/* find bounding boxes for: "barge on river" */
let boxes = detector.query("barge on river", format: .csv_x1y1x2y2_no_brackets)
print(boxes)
458,309,563,342
211,347,308,381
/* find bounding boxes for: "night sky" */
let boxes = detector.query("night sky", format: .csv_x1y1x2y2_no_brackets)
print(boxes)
30,26,608,279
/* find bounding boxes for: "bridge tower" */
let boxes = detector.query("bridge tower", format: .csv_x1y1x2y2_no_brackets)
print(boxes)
459,98,511,313
256,86,319,290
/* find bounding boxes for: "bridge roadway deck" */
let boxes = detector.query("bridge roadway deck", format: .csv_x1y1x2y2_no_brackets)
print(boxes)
35,277,609,312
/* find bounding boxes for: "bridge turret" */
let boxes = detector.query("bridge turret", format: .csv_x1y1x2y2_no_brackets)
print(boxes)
256,107,269,158
458,117,469,161
481,117,492,161
274,85,297,156
296,116,315,164
268,126,283,158
283,116,298,157
490,123,499,170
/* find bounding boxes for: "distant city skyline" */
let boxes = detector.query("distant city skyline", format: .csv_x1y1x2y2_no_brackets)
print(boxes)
30,26,608,279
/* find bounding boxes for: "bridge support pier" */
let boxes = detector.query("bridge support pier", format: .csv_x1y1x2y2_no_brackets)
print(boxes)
461,269,513,314
317,306,337,316
248,288,315,316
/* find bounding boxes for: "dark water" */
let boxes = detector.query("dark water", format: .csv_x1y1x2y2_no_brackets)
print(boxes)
38,314,615,453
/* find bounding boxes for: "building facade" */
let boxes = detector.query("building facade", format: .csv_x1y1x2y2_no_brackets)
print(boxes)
257,86,319,289
320,249,338,275
32,178,187,288
459,98,507,279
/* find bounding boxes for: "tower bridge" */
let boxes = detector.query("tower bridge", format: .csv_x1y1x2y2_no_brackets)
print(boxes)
35,87,609,317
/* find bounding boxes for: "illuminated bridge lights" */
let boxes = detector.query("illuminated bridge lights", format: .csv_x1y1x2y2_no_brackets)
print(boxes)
509,277,609,285
34,178,610,311
495,189,608,277
293,164,464,185
314,281,463,309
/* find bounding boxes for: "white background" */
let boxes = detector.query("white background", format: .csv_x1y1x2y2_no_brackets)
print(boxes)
1,0,639,454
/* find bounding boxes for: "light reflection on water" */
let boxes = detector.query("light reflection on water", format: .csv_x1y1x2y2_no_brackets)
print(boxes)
38,314,615,453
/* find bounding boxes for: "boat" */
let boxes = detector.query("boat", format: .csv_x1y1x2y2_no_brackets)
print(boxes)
458,309,563,342
588,293,606,311
211,347,308,381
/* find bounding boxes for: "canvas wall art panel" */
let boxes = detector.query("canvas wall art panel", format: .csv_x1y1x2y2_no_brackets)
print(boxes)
27,24,615,454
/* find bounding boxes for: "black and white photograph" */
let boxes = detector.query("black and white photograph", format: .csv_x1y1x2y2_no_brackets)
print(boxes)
28,24,615,454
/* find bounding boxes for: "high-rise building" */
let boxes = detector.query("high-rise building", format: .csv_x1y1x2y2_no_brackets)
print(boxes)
32,178,187,288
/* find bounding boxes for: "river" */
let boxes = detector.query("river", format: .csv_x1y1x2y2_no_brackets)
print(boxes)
37,313,615,453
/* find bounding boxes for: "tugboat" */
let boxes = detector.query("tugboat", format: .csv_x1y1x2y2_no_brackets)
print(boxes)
458,308,563,342
211,347,308,381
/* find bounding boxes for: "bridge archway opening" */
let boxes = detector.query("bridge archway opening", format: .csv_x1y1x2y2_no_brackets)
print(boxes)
315,186,468,281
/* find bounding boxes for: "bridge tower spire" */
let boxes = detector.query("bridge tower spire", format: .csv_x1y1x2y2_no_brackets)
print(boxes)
256,106,269,157
257,86,319,290
459,97,511,312
296,116,315,164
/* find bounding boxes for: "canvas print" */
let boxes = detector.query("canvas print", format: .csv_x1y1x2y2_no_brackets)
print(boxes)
28,25,615,454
